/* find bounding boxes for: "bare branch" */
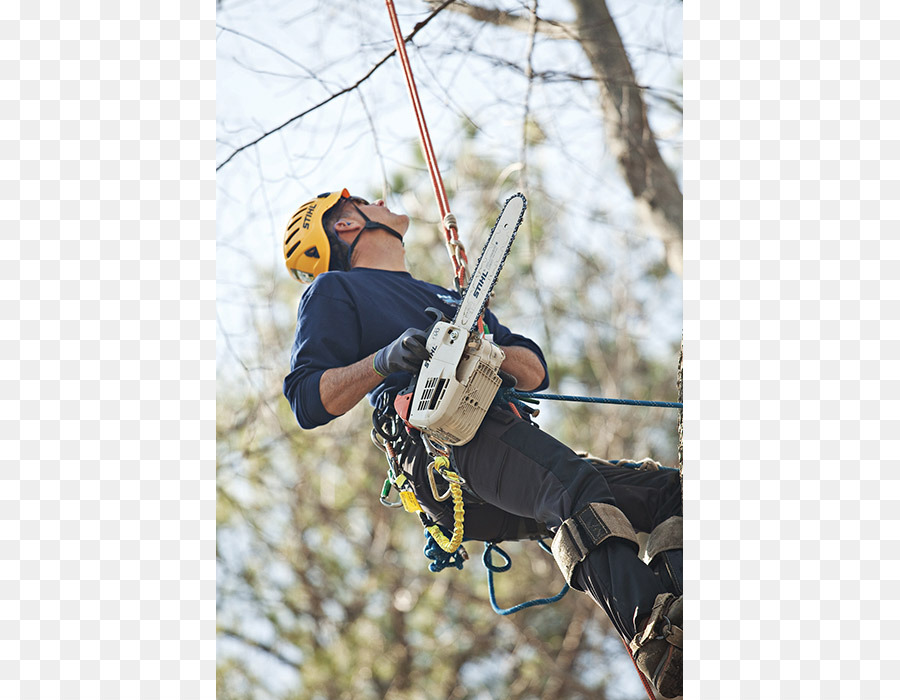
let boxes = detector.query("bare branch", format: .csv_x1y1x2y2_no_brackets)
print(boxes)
430,43,682,100
219,628,304,672
425,0,579,40
216,0,457,172
518,0,539,192
216,23,318,80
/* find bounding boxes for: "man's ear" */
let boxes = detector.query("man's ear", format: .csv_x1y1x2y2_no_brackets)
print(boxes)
333,218,361,235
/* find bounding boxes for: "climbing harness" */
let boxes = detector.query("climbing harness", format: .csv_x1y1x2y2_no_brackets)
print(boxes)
374,385,572,614
372,392,468,557
376,388,682,618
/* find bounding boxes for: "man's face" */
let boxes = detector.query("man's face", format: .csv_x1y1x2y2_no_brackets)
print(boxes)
335,196,410,239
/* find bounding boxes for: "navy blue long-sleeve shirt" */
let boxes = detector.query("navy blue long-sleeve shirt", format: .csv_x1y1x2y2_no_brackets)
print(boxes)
284,267,549,429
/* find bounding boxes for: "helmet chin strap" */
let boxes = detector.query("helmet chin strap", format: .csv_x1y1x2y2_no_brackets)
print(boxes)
343,202,404,269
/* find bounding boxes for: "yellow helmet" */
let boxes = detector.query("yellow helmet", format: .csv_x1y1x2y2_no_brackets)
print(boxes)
283,189,350,283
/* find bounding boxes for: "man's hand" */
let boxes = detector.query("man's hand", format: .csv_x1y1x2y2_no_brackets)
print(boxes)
373,327,431,377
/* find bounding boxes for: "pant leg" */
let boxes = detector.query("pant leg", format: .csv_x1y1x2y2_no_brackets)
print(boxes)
450,410,667,640
581,461,683,598
585,462,682,532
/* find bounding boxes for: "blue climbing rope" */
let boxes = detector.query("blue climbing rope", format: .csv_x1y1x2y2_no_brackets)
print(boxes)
509,390,682,410
423,530,466,572
423,531,570,615
483,541,570,616
609,459,680,473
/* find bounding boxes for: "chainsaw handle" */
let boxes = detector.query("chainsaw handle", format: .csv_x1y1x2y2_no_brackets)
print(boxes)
498,369,517,388
420,306,451,346
424,306,448,326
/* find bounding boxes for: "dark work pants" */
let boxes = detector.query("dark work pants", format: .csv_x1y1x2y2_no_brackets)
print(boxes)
400,408,682,641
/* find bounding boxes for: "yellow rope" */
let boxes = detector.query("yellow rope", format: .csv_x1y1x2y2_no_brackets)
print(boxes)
424,454,465,553
390,452,465,554
426,480,465,553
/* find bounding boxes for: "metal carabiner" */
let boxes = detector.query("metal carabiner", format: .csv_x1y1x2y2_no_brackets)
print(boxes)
379,478,402,508
421,433,449,459
370,428,389,454
427,462,452,502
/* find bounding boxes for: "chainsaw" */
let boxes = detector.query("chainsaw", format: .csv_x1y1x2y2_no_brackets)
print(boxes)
395,193,526,447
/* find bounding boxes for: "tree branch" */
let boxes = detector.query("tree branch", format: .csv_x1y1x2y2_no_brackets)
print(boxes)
216,23,318,80
219,628,304,673
425,0,579,40
216,0,457,172
570,0,683,276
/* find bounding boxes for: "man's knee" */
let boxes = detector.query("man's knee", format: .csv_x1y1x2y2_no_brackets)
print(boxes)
550,502,639,584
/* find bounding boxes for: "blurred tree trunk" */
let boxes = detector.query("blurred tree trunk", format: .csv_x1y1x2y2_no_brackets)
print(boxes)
429,0,684,277
678,336,683,476
571,0,683,277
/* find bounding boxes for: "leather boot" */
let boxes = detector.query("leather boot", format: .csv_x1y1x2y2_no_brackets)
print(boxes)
630,592,683,698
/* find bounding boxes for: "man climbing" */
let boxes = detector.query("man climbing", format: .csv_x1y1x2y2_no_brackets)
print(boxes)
282,189,683,698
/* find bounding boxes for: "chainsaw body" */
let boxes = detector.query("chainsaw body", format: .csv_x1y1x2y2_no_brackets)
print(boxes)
407,320,505,446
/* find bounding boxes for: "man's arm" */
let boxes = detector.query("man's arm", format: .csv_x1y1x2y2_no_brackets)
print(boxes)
319,343,546,417
318,352,383,417
319,324,432,416
500,344,547,392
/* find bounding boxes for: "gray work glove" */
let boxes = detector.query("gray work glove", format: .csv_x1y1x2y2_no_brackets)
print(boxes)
373,327,431,377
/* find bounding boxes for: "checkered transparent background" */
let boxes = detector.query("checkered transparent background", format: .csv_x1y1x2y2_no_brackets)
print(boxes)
2,1,215,699
3,0,898,698
685,2,899,699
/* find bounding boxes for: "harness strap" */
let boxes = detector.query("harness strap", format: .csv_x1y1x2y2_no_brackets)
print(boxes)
644,515,683,563
551,503,639,584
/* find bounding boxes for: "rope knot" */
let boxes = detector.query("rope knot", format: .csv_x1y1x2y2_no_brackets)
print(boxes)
442,212,458,232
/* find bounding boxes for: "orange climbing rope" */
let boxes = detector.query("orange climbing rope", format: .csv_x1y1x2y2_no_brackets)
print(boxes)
384,0,471,291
